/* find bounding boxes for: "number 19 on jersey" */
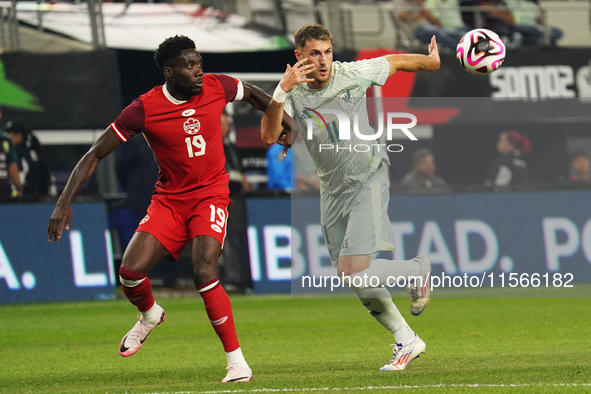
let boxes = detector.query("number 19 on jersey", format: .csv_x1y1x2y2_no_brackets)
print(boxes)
185,136,206,157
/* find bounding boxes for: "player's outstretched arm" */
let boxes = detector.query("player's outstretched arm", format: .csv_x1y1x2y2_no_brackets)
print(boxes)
47,127,121,243
385,36,440,76
261,58,315,144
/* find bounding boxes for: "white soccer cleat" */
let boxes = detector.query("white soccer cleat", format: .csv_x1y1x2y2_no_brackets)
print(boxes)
119,305,165,357
221,364,253,383
407,255,432,316
380,336,426,371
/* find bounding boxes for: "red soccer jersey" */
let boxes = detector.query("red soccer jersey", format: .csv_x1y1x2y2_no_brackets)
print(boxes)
111,74,242,195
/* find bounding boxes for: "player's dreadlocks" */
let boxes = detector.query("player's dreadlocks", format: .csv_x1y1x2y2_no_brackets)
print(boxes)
154,35,196,71
294,24,332,49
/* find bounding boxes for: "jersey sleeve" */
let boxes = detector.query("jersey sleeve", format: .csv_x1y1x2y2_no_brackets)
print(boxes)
213,74,243,103
110,97,146,143
342,57,390,89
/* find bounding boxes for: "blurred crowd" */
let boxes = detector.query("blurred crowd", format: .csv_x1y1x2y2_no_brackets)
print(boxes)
390,0,563,50
0,109,56,201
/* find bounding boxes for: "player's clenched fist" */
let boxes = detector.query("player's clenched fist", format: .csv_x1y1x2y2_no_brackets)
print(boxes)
279,58,316,93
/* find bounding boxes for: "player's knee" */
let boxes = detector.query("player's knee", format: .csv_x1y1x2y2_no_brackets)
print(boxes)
118,266,148,288
337,255,370,278
120,256,135,271
120,251,154,273
191,257,217,285
337,261,365,278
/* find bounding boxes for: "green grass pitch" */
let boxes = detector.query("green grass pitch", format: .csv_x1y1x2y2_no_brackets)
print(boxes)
1,295,590,393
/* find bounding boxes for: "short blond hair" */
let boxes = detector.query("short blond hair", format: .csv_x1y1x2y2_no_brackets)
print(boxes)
294,24,332,49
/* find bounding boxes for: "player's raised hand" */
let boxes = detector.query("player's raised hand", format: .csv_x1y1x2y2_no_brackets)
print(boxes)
47,202,73,243
428,36,441,69
279,58,316,92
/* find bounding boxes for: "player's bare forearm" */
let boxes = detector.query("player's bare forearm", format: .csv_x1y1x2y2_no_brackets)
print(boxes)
243,81,272,113
386,53,440,74
57,128,120,205
260,58,315,145
261,100,287,144
57,153,101,205
48,152,100,242
48,128,120,242
386,36,440,75
280,111,293,135
243,81,292,134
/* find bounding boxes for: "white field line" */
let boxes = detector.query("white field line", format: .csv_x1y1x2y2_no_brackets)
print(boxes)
141,382,591,394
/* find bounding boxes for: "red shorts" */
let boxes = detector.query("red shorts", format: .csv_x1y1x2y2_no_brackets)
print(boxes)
136,181,230,260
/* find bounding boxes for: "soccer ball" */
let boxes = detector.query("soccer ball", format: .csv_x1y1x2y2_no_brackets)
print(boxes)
456,28,506,75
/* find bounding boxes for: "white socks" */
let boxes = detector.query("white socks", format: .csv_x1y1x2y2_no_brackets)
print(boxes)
226,347,248,367
346,258,422,346
351,286,406,331
140,303,162,324
394,323,417,345
349,286,417,346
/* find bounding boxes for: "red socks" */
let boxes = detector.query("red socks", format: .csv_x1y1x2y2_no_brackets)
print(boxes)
197,278,240,352
119,269,239,352
119,267,155,312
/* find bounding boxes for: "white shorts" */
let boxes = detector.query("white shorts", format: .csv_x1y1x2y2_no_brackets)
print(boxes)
320,162,395,266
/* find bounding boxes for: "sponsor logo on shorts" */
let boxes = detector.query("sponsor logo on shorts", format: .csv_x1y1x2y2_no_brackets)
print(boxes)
182,109,196,116
184,118,201,134
139,215,150,225
211,224,222,233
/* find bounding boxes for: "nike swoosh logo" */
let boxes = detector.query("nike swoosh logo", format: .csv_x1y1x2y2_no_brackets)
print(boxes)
140,332,151,344
210,316,228,326
226,376,250,382
120,334,130,352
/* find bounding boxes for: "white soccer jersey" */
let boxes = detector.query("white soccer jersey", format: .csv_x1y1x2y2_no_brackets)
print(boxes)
284,57,390,194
